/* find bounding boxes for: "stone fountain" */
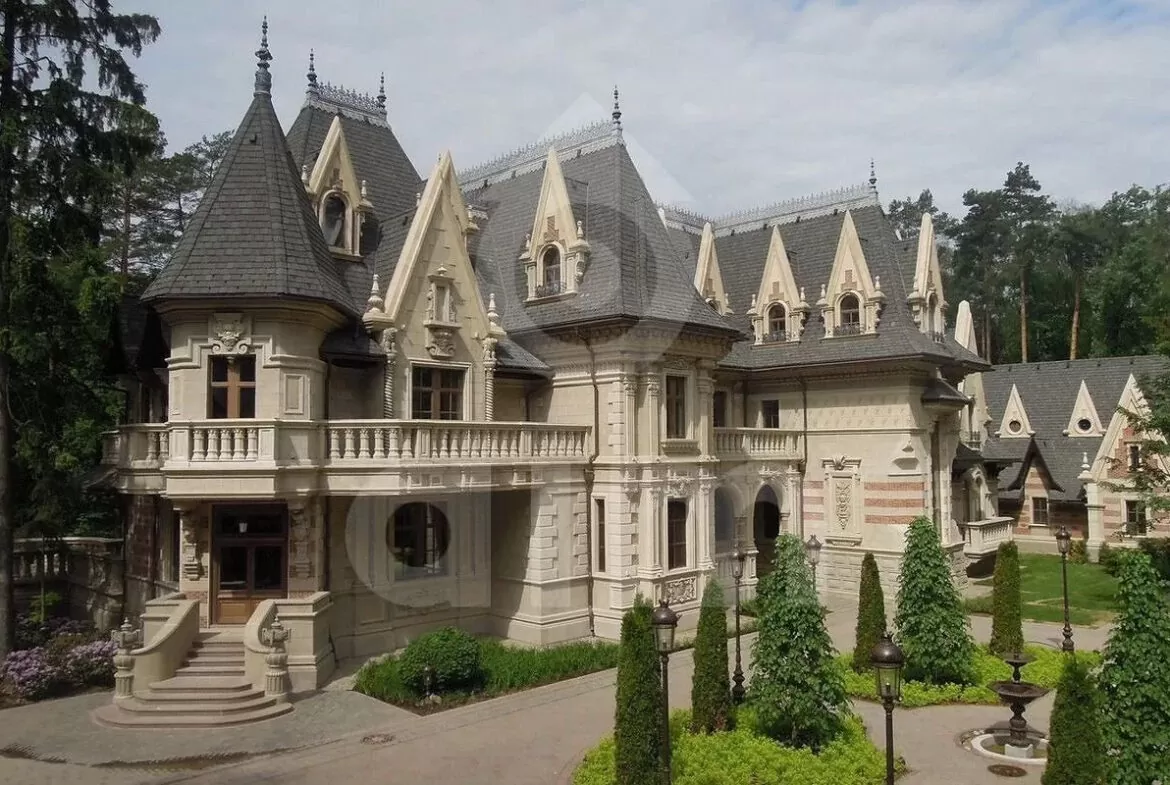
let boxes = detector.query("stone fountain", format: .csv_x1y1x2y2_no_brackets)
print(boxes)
986,652,1049,759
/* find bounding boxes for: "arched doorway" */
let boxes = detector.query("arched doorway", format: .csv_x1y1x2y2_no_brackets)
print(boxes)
713,488,736,555
753,485,782,577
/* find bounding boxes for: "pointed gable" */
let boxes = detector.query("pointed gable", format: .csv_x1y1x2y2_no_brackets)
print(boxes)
693,222,730,314
519,148,590,299
907,213,946,334
748,225,808,343
996,383,1035,438
143,66,355,317
1065,379,1105,437
954,300,989,431
817,210,885,337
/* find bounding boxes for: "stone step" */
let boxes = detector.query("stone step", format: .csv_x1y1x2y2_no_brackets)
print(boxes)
93,701,292,729
175,663,246,677
117,693,277,715
136,687,265,704
184,654,246,667
150,675,253,692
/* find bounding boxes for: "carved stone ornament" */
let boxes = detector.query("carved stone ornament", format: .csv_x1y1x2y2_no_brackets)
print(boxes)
210,314,251,355
834,479,852,531
830,455,851,471
663,576,698,604
289,503,313,580
758,465,784,482
179,507,205,580
665,473,695,499
482,335,498,363
426,327,456,359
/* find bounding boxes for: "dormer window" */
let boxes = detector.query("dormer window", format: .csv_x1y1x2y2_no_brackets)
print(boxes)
359,212,379,256
321,193,348,249
838,293,861,335
767,304,787,342
539,246,562,296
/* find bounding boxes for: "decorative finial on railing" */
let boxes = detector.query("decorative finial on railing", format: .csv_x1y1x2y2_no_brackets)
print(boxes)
259,612,292,703
254,17,272,96
367,273,383,312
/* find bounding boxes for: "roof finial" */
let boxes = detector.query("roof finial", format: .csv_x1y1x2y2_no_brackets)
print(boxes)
377,72,386,112
254,16,272,96
611,85,623,138
307,48,318,92
869,158,877,191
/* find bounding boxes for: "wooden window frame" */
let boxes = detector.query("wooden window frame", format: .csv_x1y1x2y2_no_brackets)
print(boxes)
411,365,465,420
767,304,787,339
667,499,687,570
390,502,450,580
1031,496,1049,527
664,375,688,439
1125,500,1147,536
208,355,256,419
761,399,780,429
839,293,862,330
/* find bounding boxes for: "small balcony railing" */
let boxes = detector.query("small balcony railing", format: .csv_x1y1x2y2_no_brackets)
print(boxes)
834,321,863,337
534,281,563,298
713,427,802,460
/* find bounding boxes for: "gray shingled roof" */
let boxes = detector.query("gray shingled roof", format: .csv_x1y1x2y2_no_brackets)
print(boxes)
142,91,356,317
704,205,986,371
463,143,744,340
984,355,1168,500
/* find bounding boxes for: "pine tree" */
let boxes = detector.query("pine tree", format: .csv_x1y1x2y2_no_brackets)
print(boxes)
1042,655,1105,785
1099,551,1170,785
989,541,1024,656
852,552,887,672
750,534,847,750
691,577,734,733
894,517,977,685
614,596,663,785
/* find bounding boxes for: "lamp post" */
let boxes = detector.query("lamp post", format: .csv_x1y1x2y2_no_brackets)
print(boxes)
1055,525,1075,653
871,632,905,785
805,534,822,586
731,546,747,704
651,599,680,785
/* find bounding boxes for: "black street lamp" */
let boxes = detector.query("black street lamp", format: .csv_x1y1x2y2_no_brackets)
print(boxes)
1055,525,1075,653
805,534,822,585
871,632,905,785
651,599,679,785
731,546,747,704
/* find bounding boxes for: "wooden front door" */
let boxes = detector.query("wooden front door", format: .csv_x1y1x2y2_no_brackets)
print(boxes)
213,505,287,625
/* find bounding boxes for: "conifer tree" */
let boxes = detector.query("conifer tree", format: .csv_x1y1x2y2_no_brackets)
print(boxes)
614,596,663,785
1099,551,1170,785
1042,655,1105,785
989,540,1024,656
894,517,977,685
691,577,734,733
750,534,847,750
852,552,887,672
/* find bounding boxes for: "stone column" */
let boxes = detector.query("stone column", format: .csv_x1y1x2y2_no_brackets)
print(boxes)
176,503,209,625
483,337,497,421
785,467,804,538
645,373,661,454
643,486,664,577
697,477,715,570
621,372,639,457
380,328,397,418
1082,469,1105,558
288,497,324,595
696,366,714,456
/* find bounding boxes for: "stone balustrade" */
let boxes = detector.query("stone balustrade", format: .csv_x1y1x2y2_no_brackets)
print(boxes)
712,427,803,459
959,515,1015,558
324,420,589,463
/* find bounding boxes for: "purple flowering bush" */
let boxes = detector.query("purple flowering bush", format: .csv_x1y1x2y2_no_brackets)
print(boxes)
1,616,113,702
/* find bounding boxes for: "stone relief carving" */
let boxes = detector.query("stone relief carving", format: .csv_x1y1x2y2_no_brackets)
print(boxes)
426,327,456,359
289,503,314,580
210,314,250,355
823,456,862,543
665,473,695,499
179,507,205,580
663,576,697,604
834,478,852,531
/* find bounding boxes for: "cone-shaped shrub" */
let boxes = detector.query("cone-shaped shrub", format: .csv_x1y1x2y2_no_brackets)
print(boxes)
894,516,977,685
1042,655,1105,785
852,552,886,672
614,596,663,785
749,534,847,750
1099,551,1170,785
989,540,1024,656
691,578,735,733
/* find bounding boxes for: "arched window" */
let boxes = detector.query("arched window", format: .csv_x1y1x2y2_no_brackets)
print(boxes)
321,194,348,249
388,502,450,579
540,246,561,295
767,304,787,341
838,293,861,334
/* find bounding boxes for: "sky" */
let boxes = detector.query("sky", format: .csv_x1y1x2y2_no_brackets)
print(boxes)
127,0,1170,218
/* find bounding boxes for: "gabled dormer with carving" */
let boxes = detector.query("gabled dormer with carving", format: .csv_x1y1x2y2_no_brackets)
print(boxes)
995,383,1035,438
519,148,590,301
304,115,375,258
693,223,731,315
954,300,989,442
747,225,808,344
817,210,885,337
907,213,946,339
1064,380,1105,437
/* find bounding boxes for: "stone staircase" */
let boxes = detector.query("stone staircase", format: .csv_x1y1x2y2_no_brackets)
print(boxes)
94,629,293,728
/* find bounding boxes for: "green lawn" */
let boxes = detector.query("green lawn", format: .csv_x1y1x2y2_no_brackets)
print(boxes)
965,553,1119,626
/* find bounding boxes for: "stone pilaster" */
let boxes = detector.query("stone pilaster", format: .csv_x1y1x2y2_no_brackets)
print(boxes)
642,486,664,577
645,372,661,454
483,336,497,422
696,366,714,456
288,497,325,595
621,372,638,457
380,328,397,418
697,477,715,570
176,502,210,625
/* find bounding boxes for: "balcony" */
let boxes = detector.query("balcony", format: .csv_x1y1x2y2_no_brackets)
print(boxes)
958,516,1014,558
713,428,803,461
103,419,591,497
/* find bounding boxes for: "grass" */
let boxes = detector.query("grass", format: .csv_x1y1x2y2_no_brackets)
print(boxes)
964,553,1119,626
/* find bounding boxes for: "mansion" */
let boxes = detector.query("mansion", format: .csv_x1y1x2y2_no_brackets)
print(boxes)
98,27,1165,710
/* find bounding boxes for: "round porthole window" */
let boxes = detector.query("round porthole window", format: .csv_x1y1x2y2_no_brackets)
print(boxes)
387,502,450,576
1077,417,1093,433
1007,419,1023,435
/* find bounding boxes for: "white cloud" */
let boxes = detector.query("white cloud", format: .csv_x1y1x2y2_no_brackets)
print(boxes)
130,0,1170,217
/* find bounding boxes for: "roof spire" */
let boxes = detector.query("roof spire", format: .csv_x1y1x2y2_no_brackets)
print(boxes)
254,16,272,96
611,85,623,138
377,72,386,113
869,158,877,191
306,48,318,93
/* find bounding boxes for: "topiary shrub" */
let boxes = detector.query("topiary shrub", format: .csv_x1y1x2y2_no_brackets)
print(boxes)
894,516,977,685
614,596,662,785
1099,551,1170,785
749,534,847,751
397,627,484,695
691,578,734,734
1068,538,1088,565
989,540,1024,656
1042,655,1105,785
852,552,886,673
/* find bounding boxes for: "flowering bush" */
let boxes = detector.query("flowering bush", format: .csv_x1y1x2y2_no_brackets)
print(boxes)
15,614,93,650
1,617,113,702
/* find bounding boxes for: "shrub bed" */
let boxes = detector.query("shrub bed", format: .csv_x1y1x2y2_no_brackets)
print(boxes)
575,708,897,785
1,618,115,703
839,645,1102,708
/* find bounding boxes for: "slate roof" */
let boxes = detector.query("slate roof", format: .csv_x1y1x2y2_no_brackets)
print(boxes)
983,355,1168,501
462,139,744,340
142,86,357,318
690,205,986,371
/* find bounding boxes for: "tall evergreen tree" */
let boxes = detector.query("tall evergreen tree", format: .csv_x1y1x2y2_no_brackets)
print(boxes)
691,577,734,733
1099,551,1170,784
0,0,161,657
614,596,663,785
1042,655,1105,785
989,541,1024,656
852,552,886,672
